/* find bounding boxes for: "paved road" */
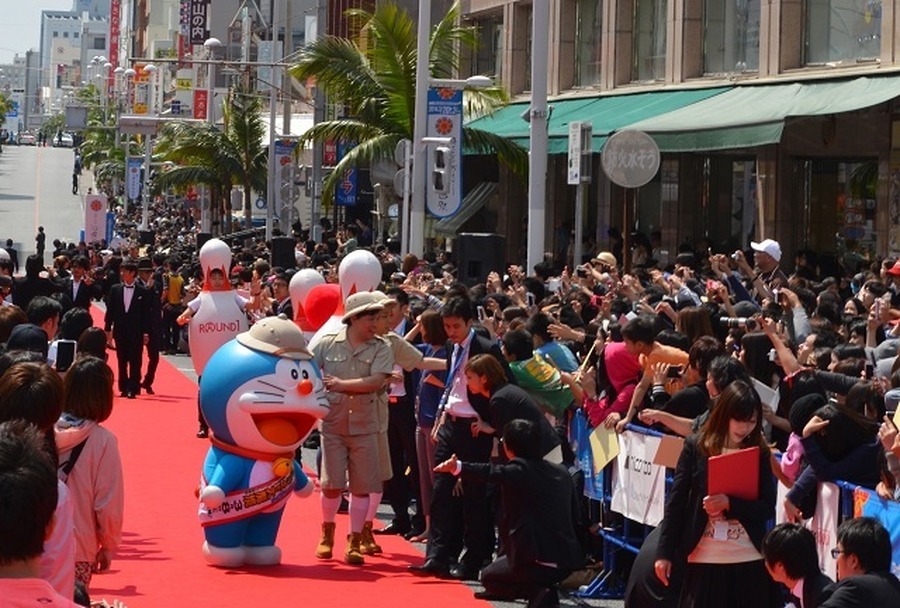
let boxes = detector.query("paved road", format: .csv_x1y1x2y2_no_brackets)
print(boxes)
0,143,86,262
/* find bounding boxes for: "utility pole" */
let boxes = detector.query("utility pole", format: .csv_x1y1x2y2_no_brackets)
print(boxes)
408,0,431,257
527,0,550,275
310,0,326,242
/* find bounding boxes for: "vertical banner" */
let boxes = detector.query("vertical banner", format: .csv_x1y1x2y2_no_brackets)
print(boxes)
854,487,900,580
190,0,210,46
178,0,191,67
776,481,840,580
193,89,208,120
105,212,116,245
334,142,357,207
275,139,298,216
126,158,143,200
425,87,462,218
108,0,121,97
84,194,108,244
610,430,666,526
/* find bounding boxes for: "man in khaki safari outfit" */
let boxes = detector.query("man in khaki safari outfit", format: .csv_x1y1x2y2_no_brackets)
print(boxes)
311,292,393,565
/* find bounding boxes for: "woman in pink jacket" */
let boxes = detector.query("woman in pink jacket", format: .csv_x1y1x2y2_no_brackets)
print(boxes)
55,356,124,588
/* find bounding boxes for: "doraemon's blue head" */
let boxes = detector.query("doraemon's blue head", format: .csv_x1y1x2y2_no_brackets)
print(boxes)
200,337,328,453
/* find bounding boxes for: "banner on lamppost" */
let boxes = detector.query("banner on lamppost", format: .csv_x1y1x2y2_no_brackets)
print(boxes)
275,140,298,214
178,0,191,66
334,142,357,207
189,0,210,46
126,158,142,200
425,87,462,218
84,194,108,244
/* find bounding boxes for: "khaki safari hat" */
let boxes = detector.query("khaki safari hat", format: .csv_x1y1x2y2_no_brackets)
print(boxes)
236,316,312,360
341,292,385,324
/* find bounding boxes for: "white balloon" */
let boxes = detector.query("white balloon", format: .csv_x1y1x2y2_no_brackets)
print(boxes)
289,268,325,317
338,250,381,301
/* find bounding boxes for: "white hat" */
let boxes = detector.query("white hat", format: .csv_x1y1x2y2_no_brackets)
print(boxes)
750,239,782,262
341,292,385,323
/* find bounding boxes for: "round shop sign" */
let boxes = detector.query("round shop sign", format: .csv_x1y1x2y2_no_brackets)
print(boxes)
601,130,661,188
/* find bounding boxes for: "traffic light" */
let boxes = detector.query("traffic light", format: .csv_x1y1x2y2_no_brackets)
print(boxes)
432,145,451,194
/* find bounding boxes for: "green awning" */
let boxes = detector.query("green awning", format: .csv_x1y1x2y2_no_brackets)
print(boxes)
433,182,498,234
465,87,730,154
628,75,900,152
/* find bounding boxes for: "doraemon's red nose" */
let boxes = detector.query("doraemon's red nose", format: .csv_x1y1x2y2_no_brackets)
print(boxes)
297,379,313,395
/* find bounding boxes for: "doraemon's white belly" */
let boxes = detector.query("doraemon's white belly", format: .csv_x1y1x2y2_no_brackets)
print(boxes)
249,461,282,513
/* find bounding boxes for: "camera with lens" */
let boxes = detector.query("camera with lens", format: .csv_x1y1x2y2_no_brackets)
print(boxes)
576,267,589,278
720,317,757,331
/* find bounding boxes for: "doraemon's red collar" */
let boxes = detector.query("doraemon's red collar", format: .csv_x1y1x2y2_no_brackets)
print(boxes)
209,433,293,462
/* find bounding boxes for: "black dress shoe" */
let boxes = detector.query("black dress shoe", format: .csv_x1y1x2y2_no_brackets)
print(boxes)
526,587,559,608
143,385,154,395
450,564,481,581
474,591,518,601
196,427,209,439
408,559,450,578
375,521,411,535
403,527,425,540
126,392,136,399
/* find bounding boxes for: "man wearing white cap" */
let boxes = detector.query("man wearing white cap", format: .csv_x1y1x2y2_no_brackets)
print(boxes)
734,238,788,302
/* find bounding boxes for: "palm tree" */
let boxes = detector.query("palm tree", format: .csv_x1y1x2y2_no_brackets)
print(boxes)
289,0,526,206
155,86,268,232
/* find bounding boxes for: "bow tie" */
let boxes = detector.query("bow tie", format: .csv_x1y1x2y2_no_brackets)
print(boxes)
123,285,135,289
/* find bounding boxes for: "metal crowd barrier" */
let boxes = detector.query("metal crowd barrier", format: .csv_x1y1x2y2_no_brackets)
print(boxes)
572,419,899,600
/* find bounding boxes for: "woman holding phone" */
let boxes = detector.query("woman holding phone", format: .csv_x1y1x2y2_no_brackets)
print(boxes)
654,380,778,608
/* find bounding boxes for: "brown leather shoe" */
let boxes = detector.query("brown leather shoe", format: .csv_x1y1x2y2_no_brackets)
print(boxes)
345,532,365,565
315,522,336,559
360,521,382,555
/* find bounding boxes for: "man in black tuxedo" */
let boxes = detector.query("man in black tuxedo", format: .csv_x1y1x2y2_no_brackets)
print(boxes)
820,517,900,607
410,296,515,580
104,259,151,398
435,419,583,608
763,523,833,608
4,239,19,274
62,256,100,309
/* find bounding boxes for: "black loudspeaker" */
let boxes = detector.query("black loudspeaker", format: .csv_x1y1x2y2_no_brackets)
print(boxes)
196,232,212,251
138,230,154,246
457,233,506,286
271,236,296,269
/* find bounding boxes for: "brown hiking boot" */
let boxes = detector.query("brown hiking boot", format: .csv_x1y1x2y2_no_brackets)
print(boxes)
360,521,382,555
345,532,365,565
315,522,336,559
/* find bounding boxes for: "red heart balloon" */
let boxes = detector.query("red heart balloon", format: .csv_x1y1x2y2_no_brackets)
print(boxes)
303,284,341,331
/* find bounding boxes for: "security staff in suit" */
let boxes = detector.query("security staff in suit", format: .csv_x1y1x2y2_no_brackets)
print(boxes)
762,523,833,608
434,419,583,608
819,517,900,607
137,257,161,395
410,296,515,581
104,259,151,398
62,256,101,309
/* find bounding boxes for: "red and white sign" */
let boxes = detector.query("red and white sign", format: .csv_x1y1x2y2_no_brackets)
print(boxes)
108,0,121,97
193,89,209,120
84,194,108,244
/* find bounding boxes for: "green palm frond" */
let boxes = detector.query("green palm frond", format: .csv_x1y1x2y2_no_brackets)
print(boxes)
289,0,524,206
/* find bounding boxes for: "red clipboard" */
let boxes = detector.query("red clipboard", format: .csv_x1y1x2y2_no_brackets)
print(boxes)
708,446,759,501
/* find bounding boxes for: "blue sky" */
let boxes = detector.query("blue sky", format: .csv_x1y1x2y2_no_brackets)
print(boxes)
0,0,74,65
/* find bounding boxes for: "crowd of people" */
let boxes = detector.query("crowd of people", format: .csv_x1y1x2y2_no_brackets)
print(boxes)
4,203,900,608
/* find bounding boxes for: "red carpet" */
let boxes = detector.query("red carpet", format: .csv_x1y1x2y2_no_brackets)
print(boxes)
88,309,481,607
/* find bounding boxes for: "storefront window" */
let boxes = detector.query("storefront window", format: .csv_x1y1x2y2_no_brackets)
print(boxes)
575,0,602,86
471,15,503,78
804,0,882,65
804,160,878,265
703,0,760,74
633,0,667,82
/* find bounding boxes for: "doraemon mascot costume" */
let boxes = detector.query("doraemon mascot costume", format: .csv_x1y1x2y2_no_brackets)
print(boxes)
197,317,329,567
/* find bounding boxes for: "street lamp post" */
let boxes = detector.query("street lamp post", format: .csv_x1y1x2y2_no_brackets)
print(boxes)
202,37,223,234
121,67,136,216
409,0,432,257
527,0,550,275
141,64,157,232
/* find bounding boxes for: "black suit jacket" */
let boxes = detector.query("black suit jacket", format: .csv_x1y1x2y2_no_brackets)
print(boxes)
104,283,150,341
461,457,583,572
800,571,835,608
656,435,776,562
489,384,561,458
11,276,61,311
446,332,516,420
819,572,900,607
63,277,101,309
